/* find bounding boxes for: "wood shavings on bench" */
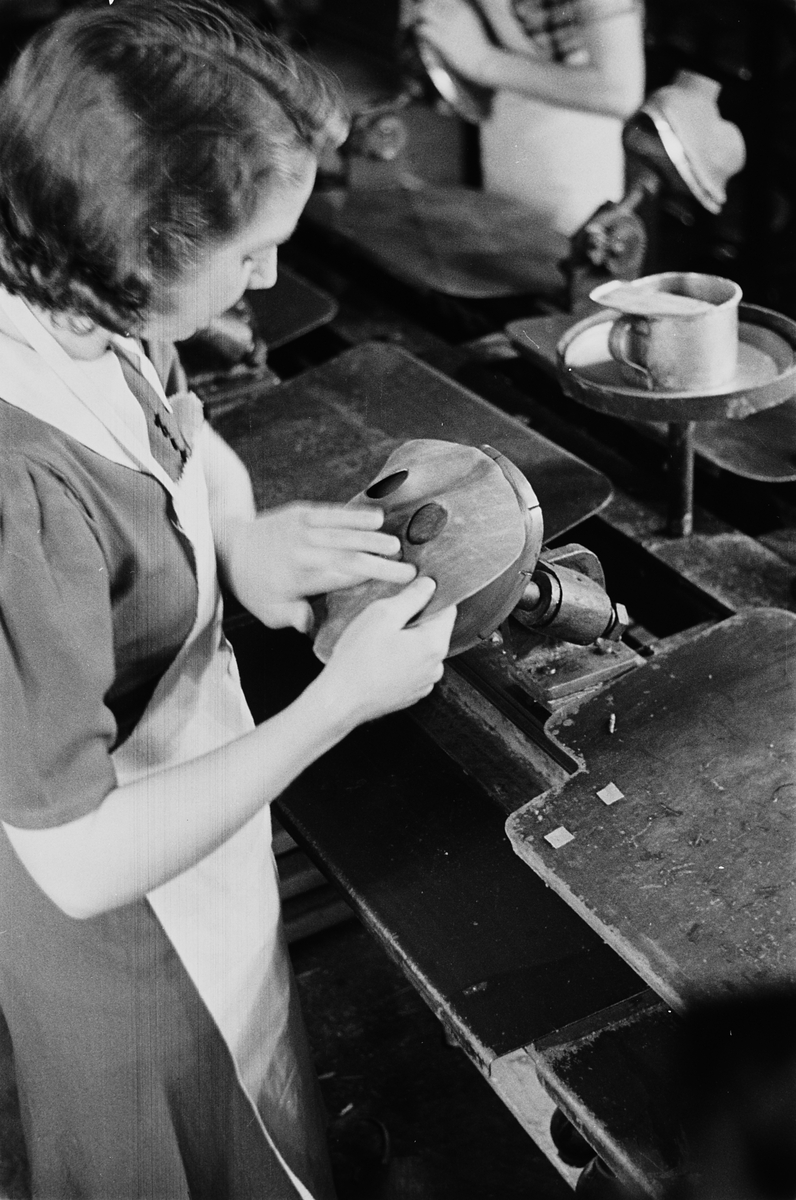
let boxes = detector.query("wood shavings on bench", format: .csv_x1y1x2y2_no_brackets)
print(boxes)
597,782,624,806
544,826,575,849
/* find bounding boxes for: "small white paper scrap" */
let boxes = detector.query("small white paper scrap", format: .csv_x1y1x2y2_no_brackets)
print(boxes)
544,826,575,849
597,782,624,806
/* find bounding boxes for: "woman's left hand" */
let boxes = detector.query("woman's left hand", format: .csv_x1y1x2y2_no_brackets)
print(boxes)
414,0,496,84
225,503,417,633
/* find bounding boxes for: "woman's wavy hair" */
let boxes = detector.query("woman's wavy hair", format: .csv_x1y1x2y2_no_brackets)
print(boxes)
0,0,347,333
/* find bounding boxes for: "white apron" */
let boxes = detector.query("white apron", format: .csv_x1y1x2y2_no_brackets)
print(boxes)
480,0,627,235
481,91,625,236
0,289,332,1200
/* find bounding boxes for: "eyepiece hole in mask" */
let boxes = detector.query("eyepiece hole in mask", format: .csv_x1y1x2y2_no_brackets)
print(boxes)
406,502,448,545
366,470,409,499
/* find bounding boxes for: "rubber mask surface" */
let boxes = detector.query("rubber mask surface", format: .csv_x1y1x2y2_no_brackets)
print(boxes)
313,439,543,662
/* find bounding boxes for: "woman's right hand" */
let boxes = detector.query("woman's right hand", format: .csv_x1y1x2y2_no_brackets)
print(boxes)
318,576,457,727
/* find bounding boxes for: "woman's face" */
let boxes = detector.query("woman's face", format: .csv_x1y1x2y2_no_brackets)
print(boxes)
142,156,316,343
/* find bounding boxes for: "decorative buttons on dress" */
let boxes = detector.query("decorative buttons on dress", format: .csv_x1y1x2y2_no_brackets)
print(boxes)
112,346,191,481
153,411,190,466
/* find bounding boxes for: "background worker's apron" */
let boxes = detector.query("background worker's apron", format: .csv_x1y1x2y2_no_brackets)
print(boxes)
481,91,625,236
0,290,334,1200
480,0,626,237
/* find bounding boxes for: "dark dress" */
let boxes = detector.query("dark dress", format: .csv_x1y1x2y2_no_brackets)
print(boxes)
0,378,305,1198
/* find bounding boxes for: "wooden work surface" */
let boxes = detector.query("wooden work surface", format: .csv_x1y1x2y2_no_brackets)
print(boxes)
507,609,796,1009
304,186,568,300
247,264,338,351
227,619,646,1067
526,990,685,1195
213,340,611,535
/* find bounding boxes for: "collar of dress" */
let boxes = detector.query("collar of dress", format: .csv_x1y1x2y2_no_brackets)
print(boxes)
0,285,174,482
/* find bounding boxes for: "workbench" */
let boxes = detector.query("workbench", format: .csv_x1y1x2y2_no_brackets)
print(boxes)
214,342,796,1197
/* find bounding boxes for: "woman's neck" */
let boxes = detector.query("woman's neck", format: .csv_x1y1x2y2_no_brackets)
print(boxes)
32,305,114,360
0,296,114,361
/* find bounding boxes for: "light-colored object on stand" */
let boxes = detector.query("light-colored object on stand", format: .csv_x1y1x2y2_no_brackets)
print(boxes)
640,70,746,214
590,272,742,392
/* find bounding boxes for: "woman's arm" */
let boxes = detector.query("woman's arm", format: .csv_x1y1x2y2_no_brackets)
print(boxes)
199,420,258,531
476,0,542,54
4,577,456,920
416,0,645,119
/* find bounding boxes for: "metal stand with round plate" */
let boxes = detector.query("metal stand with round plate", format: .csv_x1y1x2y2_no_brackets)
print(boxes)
555,303,796,535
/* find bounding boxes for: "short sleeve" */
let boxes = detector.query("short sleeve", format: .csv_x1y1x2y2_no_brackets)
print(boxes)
0,456,118,829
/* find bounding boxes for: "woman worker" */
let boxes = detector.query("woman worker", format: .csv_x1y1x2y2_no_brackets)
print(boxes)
415,0,646,238
0,4,456,1197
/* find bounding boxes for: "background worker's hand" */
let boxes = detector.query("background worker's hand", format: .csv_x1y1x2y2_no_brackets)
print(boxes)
226,503,416,632
415,0,496,84
319,577,457,725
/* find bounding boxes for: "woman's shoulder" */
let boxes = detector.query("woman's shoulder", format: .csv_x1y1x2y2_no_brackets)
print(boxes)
0,394,78,456
0,398,189,586
0,400,96,509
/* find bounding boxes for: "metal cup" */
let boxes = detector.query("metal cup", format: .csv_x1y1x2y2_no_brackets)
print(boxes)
591,272,743,392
